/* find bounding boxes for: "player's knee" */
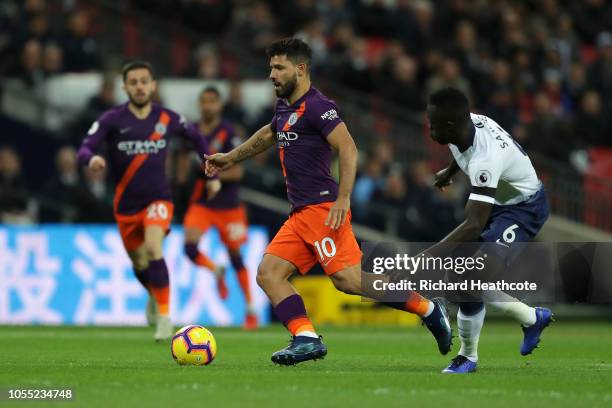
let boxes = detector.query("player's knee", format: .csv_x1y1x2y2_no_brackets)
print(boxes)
184,242,198,262
256,265,272,290
132,257,149,271
256,261,285,290
331,272,360,295
144,241,163,260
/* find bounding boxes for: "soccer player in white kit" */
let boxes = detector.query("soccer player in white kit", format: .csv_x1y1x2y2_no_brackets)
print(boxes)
426,87,553,373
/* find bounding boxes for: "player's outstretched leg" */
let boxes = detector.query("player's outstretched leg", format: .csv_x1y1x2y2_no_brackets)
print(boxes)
257,255,327,365
357,271,453,355
184,241,228,299
485,291,553,355
442,302,484,373
229,249,257,329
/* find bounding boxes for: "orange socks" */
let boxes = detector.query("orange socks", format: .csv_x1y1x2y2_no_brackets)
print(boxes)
195,253,216,271
273,294,317,337
287,317,316,336
383,291,434,317
184,243,216,271
150,285,170,315
146,258,170,316
404,291,434,317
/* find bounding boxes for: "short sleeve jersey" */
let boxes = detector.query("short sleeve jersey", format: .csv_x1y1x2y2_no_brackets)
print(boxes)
449,113,541,205
269,87,343,211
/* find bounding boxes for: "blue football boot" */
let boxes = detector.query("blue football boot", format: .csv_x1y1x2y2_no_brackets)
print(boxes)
521,307,554,356
422,298,453,355
442,355,478,374
271,335,327,365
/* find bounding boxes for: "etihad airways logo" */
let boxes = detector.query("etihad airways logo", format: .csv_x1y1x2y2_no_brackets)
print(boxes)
117,139,167,155
277,131,298,147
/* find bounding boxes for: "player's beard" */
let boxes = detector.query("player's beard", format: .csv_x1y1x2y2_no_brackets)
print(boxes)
128,92,152,109
202,111,217,124
275,73,298,99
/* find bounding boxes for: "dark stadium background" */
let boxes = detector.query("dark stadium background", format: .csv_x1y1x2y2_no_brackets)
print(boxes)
2,4,612,406
1,0,611,309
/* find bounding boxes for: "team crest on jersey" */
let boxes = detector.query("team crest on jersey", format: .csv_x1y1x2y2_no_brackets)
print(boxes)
475,170,492,186
287,112,299,126
155,122,167,135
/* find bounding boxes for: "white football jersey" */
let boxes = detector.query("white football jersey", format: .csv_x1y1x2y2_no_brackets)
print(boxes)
449,113,541,206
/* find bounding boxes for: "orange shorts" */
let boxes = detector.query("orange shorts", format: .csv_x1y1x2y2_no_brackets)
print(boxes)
265,202,362,275
114,200,174,252
183,204,248,250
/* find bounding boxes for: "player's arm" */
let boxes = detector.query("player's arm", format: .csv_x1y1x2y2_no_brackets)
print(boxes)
217,132,245,182
441,189,494,242
181,119,222,199
77,116,111,172
205,124,275,176
425,158,501,257
325,122,358,230
434,157,460,191
218,165,244,182
441,158,500,243
421,188,495,259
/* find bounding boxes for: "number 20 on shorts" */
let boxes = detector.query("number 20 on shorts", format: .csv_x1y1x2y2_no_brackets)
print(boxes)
146,202,169,220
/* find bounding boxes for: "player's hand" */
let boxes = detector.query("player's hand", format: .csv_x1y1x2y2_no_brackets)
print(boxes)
204,153,234,177
325,196,350,230
206,179,222,200
88,155,106,172
434,168,453,191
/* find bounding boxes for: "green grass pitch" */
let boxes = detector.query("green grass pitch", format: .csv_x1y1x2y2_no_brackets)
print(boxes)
1,321,611,408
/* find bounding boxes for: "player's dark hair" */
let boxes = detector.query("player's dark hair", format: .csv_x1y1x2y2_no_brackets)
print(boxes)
428,87,470,121
266,38,312,69
122,61,155,82
200,86,221,99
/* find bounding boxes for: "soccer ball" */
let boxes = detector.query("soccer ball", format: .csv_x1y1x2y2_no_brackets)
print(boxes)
171,325,217,366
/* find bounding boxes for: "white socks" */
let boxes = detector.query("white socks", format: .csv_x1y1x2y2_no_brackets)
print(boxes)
457,307,486,362
423,300,435,317
485,291,537,327
296,331,319,339
487,301,536,327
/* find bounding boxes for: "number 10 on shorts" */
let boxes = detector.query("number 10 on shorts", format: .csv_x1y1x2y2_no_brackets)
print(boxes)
314,237,337,263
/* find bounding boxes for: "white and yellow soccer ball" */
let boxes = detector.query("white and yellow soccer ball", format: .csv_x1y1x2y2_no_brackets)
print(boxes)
171,325,217,366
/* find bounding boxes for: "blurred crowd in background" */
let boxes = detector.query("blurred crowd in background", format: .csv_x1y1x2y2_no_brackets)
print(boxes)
1,0,612,238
